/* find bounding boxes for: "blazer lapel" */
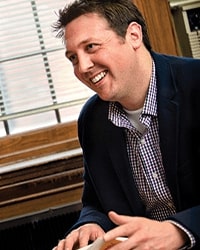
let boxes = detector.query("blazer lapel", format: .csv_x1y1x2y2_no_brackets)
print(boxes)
154,53,180,206
107,124,145,215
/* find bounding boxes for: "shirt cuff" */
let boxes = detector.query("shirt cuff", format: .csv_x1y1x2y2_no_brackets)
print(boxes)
166,220,196,249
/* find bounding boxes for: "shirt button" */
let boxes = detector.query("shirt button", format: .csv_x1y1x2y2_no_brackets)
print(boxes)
167,202,174,208
152,172,158,179
141,138,145,145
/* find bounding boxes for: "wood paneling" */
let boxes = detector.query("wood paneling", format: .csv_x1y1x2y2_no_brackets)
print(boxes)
133,0,180,55
0,155,83,220
0,121,80,167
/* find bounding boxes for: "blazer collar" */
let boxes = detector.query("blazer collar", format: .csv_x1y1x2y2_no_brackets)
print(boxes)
153,52,180,205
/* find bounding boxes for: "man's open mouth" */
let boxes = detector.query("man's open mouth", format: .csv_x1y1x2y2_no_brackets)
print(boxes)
91,71,107,84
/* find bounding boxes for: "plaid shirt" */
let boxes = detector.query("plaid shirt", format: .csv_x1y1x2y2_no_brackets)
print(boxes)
108,62,176,220
108,62,195,248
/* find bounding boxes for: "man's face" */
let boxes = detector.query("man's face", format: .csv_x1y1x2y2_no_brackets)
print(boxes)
64,13,138,103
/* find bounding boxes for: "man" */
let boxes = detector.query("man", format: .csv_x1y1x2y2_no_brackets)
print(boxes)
52,0,200,249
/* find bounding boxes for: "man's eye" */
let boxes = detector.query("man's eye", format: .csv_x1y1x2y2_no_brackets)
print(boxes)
87,44,94,49
68,54,78,64
86,43,99,51
69,54,76,61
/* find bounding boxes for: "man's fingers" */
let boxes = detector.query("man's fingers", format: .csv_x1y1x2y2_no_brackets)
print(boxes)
108,211,130,225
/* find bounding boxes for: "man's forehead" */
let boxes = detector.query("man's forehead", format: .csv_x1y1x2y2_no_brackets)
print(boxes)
64,14,111,46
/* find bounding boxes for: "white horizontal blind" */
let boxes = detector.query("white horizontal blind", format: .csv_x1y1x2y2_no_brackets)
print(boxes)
0,0,93,137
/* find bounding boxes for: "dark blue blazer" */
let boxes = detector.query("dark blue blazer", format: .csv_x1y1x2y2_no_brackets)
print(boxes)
70,52,200,248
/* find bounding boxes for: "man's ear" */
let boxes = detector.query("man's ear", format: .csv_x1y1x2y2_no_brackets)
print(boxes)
126,22,143,50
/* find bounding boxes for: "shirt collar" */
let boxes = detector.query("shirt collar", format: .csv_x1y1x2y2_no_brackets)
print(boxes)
108,60,157,126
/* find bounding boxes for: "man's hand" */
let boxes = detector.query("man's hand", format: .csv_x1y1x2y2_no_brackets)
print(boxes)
103,211,188,250
52,223,105,250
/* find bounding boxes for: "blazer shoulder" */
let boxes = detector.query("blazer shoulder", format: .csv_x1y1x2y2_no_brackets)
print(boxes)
152,51,200,70
79,94,108,120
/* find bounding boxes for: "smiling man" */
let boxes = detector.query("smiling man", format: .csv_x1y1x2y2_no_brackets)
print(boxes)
52,0,200,249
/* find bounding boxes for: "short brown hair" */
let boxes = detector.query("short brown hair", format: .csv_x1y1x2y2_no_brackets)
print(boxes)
53,0,152,51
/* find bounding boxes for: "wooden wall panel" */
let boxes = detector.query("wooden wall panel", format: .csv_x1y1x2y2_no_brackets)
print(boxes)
0,155,83,220
133,0,180,55
0,121,80,167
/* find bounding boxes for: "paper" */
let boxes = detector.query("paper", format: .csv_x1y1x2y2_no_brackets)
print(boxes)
87,238,105,250
78,237,127,250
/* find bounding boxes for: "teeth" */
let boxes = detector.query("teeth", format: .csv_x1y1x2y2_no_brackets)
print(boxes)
91,71,106,83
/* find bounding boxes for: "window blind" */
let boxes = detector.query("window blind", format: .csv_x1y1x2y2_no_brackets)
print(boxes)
0,0,93,137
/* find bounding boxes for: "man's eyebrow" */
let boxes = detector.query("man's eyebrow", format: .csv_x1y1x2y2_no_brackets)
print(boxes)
65,38,96,58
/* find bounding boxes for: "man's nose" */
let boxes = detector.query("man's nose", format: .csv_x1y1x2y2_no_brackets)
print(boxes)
78,54,94,73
